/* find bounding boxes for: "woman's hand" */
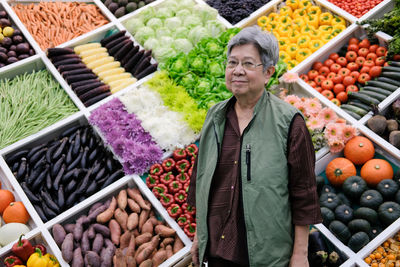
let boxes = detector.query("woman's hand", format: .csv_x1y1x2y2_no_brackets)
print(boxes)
190,231,200,267
289,252,309,267
290,225,309,267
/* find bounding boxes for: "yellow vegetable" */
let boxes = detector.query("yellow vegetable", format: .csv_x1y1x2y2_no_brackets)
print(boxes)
268,12,280,22
266,22,278,31
87,56,115,69
27,249,52,267
291,18,305,31
257,16,269,27
74,42,101,54
319,12,333,25
293,8,307,19
280,6,293,17
309,39,324,52
44,254,60,267
300,24,316,36
0,33,4,42
299,0,312,9
103,73,132,84
2,27,14,37
321,32,335,43
279,51,291,61
297,35,311,48
331,16,346,26
295,48,312,62
278,25,292,37
82,52,109,64
305,15,319,28
93,61,121,74
332,24,346,36
286,60,298,69
110,78,137,93
272,30,280,39
98,67,126,80
288,30,300,43
79,47,107,58
286,0,299,10
319,25,333,34
286,43,299,58
309,29,322,40
307,6,321,17
278,15,293,25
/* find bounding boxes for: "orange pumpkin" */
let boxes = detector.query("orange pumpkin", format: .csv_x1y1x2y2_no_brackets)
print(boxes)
325,157,357,186
344,136,375,165
361,159,394,186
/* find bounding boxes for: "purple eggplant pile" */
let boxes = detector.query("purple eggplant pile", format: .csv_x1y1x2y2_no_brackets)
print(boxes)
6,125,124,223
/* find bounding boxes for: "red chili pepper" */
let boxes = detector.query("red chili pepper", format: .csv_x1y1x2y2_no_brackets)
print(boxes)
33,243,47,255
169,180,183,194
162,158,176,172
177,213,192,227
150,163,163,176
160,172,175,186
4,256,23,267
185,144,198,158
146,174,159,189
176,159,190,173
159,193,175,208
184,223,196,238
11,234,34,262
152,184,168,198
183,180,190,192
177,173,190,184
173,148,187,161
182,203,196,217
167,203,182,219
174,190,187,204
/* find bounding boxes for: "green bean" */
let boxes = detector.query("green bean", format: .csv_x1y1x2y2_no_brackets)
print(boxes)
0,70,78,149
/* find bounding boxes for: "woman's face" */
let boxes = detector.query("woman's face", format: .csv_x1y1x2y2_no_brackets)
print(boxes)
225,43,274,98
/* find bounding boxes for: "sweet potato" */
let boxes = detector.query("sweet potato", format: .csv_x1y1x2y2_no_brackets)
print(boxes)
135,232,152,247
126,233,136,256
88,202,103,214
73,219,84,241
62,233,74,263
64,223,75,233
115,208,128,231
120,231,132,249
114,248,127,267
52,223,66,247
105,238,116,251
88,225,96,239
92,233,104,254
141,219,154,235
127,198,141,213
138,259,152,267
126,255,136,267
97,197,117,223
152,249,167,267
136,246,155,265
93,223,111,237
173,236,184,254
160,237,174,248
118,189,128,210
155,225,175,237
165,245,173,259
127,212,139,231
149,216,161,226
88,204,108,222
71,247,84,267
100,246,114,267
81,230,90,253
139,209,150,232
133,229,140,237
109,219,121,245
127,188,150,210
85,251,101,267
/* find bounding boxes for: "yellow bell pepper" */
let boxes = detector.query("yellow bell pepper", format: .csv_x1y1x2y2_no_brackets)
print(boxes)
279,51,291,62
332,24,346,36
272,30,280,39
295,48,312,62
291,18,305,31
13,266,26,267
280,6,293,17
299,0,312,9
319,25,333,34
278,37,290,47
319,12,333,25
286,60,298,70
321,32,334,44
257,16,269,27
288,30,301,43
27,249,50,267
278,25,292,37
297,35,311,48
268,12,280,22
278,15,293,26
286,0,299,10
44,254,60,267
266,22,278,31
286,43,299,59
305,14,319,29
293,8,308,19
300,24,316,36
309,39,324,52
331,16,346,27
307,6,321,17
309,29,322,40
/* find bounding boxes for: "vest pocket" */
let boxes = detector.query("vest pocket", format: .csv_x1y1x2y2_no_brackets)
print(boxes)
246,144,251,181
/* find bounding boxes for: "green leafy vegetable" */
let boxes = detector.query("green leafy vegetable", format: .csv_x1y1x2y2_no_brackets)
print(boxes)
266,59,288,91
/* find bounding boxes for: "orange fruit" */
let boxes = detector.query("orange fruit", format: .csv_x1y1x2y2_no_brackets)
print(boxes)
361,159,394,186
3,201,30,224
344,136,375,165
0,189,15,214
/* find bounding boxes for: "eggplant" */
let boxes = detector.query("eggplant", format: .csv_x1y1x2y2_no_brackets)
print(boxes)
16,158,27,180
21,182,40,203
27,145,46,163
26,163,44,185
46,142,58,163
88,148,99,165
52,137,68,161
76,169,92,195
42,201,58,219
66,142,74,165
83,92,111,107
32,155,46,170
41,190,60,213
58,185,65,210
94,167,106,182
62,168,78,184
66,191,78,207
80,147,89,169
53,164,66,191
100,169,123,189
60,125,81,138
88,136,96,150
6,149,28,164
67,152,83,172
72,132,81,157
31,169,48,191
51,155,65,178
46,172,52,190
308,229,328,267
86,180,98,195
81,127,89,146
11,161,19,173
66,179,78,194
34,204,48,222
100,30,126,47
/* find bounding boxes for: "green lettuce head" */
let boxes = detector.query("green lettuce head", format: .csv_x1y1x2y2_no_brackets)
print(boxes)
208,61,224,77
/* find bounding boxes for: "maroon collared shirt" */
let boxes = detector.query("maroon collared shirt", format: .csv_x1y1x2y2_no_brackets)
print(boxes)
187,100,322,265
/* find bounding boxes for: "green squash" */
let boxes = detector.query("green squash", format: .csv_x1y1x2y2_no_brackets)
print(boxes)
347,232,370,252
321,185,336,195
378,201,400,226
316,175,325,195
360,190,383,210
369,225,383,240
320,193,341,210
321,207,335,227
393,169,400,186
337,192,352,207
395,190,400,205
342,176,368,200
354,207,379,225
329,220,351,244
335,204,353,224
377,179,399,200
348,219,371,234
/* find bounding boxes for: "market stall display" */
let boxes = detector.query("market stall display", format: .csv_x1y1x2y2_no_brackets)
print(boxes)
101,0,156,18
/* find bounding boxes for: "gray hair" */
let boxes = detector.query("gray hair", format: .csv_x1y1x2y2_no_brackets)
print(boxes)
227,25,279,71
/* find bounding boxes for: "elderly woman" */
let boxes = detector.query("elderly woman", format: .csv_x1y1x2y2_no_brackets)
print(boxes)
187,26,322,267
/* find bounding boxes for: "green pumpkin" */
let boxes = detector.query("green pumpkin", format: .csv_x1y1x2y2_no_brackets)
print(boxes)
354,207,379,225
347,232,370,252
316,175,325,195
393,169,400,187
395,190,400,205
320,193,341,210
360,190,383,210
329,220,351,244
321,207,335,227
320,185,336,195
377,179,399,200
369,225,383,240
342,176,368,200
378,201,400,226
337,192,352,207
335,204,353,224
348,219,371,234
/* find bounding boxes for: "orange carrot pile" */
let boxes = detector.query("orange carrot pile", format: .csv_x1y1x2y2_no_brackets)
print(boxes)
12,2,109,50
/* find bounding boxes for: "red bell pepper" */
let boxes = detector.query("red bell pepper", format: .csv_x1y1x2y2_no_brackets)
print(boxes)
152,184,168,198
162,158,175,172
12,234,34,262
177,173,190,184
4,256,23,267
173,148,187,161
174,190,187,204
150,163,163,176
183,180,190,192
184,223,196,238
169,180,183,194
34,243,47,255
146,174,159,189
176,159,190,173
182,203,196,217
177,213,192,227
188,166,193,178
159,193,175,208
167,203,182,219
185,144,198,158
160,172,174,186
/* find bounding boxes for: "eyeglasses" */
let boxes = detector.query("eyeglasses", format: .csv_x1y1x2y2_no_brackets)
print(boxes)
225,59,264,71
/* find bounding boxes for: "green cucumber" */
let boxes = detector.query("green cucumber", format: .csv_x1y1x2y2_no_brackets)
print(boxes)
340,104,368,116
376,76,400,87
347,91,380,105
348,101,373,111
387,61,400,67
365,80,399,91
361,86,392,96
382,71,400,80
382,66,400,73
340,107,362,120
358,90,387,102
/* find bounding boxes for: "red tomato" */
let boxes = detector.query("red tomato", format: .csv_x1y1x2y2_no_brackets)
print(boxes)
375,56,386,66
347,62,359,71
319,66,330,76
331,98,341,106
343,76,356,86
307,80,317,88
349,37,360,45
359,39,371,49
321,90,334,100
329,53,340,61
300,74,309,81
358,73,371,84
345,51,358,62
314,75,326,85
348,44,359,52
333,83,345,94
369,44,379,53
308,70,319,80
350,71,360,80
369,66,382,78
324,59,335,68
315,86,322,93
332,73,344,84
312,61,324,71
336,57,348,67
358,47,369,57
393,54,400,61
366,53,378,62
339,68,351,77
363,60,375,68
321,79,334,90
336,91,348,103
360,66,370,74
346,85,359,93
330,63,342,73
384,62,389,67
355,56,366,66
376,46,387,57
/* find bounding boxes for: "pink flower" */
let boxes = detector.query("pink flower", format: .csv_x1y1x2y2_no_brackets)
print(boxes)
278,88,288,99
305,98,322,116
306,115,325,130
341,124,358,142
328,138,345,153
282,72,299,83
324,122,342,140
317,107,338,124
294,101,307,115
284,94,301,106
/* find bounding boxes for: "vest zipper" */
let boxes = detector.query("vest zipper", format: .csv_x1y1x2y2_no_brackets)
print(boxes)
245,144,251,181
